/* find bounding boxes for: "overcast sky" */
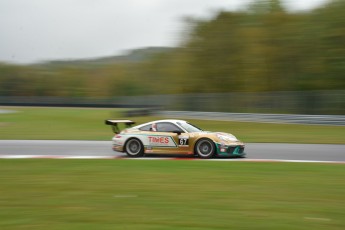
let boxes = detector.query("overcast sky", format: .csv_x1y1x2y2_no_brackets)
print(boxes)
0,0,329,64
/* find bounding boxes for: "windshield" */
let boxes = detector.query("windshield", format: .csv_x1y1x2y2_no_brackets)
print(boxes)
177,122,203,133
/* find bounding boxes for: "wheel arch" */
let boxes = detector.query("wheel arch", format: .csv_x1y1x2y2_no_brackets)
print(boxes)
193,136,215,147
124,137,145,157
124,137,144,150
193,137,216,155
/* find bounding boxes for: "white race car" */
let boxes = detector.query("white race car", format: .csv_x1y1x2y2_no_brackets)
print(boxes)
105,119,245,158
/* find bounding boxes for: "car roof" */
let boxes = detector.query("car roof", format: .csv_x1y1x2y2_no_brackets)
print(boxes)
133,119,187,128
152,119,187,124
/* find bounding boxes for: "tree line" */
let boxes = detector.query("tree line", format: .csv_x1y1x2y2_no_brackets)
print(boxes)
0,0,344,98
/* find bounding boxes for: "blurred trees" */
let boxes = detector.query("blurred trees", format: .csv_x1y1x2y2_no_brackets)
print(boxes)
0,0,344,98
179,0,345,93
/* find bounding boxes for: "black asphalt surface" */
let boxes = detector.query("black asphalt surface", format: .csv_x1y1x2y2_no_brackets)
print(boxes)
0,140,344,162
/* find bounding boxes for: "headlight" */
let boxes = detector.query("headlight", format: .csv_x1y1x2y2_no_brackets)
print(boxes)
216,133,238,142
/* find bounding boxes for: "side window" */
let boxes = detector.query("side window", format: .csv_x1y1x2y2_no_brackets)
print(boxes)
139,124,151,131
156,122,183,133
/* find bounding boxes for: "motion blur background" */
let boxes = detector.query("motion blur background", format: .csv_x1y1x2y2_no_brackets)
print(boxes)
0,0,344,114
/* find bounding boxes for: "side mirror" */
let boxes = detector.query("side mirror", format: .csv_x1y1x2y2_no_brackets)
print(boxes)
172,130,182,135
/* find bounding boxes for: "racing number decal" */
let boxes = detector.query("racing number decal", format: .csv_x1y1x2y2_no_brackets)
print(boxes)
178,136,189,146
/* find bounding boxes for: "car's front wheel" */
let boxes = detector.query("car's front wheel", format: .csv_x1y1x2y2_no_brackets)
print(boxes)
125,138,144,157
195,138,215,158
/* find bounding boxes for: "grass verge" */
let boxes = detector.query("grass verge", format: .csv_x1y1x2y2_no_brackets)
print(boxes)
0,107,344,143
0,160,344,230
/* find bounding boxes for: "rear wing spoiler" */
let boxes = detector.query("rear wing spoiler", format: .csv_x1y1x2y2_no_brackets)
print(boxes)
105,119,135,134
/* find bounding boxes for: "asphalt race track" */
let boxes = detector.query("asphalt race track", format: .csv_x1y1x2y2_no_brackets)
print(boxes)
0,140,344,163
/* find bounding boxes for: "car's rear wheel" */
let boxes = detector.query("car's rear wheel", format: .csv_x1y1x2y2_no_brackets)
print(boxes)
195,138,215,158
125,138,144,157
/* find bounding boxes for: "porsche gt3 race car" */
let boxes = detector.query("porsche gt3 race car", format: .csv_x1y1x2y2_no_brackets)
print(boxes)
105,119,245,158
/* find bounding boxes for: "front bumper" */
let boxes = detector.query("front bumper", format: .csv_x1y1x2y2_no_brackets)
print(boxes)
215,143,246,157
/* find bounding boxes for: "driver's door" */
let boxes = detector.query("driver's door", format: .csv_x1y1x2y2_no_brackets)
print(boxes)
147,122,190,154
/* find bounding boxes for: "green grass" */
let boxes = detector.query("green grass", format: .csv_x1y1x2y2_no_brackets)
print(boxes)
0,160,344,230
0,107,344,143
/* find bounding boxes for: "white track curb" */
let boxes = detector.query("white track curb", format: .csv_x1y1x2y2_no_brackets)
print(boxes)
0,155,344,164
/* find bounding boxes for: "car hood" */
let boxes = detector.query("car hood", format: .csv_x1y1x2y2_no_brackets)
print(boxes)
214,132,239,142
191,131,242,144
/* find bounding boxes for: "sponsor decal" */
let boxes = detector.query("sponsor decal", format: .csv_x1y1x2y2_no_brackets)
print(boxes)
149,136,169,144
148,136,176,147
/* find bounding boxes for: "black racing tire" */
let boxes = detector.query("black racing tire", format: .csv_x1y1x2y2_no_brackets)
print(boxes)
125,138,144,157
195,138,215,159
